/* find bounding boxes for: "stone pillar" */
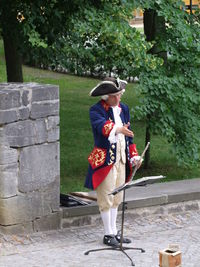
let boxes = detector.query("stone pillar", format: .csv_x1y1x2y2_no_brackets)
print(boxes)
0,83,61,234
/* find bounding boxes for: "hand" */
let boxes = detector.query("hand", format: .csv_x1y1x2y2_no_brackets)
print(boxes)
116,122,134,137
131,156,143,168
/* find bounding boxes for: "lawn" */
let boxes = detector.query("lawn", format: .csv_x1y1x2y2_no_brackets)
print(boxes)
0,40,199,193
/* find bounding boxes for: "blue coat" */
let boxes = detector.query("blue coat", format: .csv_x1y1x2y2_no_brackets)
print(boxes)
85,100,138,190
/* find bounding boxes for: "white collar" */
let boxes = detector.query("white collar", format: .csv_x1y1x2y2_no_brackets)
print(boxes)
112,105,121,115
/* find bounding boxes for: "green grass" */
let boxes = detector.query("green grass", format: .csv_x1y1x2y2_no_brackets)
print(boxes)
0,40,199,193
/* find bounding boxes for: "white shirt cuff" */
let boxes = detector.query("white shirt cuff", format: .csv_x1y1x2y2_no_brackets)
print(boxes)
108,124,119,143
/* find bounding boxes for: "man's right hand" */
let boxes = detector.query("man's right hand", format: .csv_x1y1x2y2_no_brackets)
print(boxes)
116,122,134,137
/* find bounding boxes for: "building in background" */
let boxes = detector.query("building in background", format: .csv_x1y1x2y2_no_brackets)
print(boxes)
131,0,200,24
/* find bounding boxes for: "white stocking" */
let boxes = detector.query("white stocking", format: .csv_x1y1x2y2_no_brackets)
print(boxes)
100,210,113,235
110,207,118,235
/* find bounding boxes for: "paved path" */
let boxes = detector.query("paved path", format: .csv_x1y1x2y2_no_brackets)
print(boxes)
0,206,200,267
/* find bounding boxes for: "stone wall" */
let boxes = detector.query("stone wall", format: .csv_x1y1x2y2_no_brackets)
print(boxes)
0,83,61,234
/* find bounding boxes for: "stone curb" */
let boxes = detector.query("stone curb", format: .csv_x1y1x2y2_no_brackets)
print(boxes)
61,178,200,229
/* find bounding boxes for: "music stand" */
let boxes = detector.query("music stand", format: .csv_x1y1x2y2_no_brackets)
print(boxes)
84,175,165,266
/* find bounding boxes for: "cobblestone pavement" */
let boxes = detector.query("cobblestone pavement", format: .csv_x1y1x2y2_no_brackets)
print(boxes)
0,209,200,267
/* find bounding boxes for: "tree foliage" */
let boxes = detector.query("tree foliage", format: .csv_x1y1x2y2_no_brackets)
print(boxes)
19,1,158,78
0,0,87,80
135,0,200,166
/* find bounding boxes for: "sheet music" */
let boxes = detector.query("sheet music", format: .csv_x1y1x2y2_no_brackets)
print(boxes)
130,175,165,186
110,175,166,195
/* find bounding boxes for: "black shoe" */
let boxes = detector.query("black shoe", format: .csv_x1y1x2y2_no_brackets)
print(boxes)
103,235,119,247
115,231,131,244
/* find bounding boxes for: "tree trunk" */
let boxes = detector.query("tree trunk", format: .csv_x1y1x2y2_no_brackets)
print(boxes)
144,9,156,42
143,9,154,168
143,9,167,167
2,33,23,82
144,9,167,62
144,123,151,169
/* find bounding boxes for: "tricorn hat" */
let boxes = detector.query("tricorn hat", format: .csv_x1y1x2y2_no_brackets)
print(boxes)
90,77,127,97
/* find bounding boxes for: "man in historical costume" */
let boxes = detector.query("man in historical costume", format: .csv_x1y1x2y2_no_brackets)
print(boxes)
85,77,141,247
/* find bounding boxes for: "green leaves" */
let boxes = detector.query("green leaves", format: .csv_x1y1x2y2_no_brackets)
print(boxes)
132,0,200,166
27,30,47,48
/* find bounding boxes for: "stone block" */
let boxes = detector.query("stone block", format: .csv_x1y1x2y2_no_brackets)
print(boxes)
0,191,53,225
35,119,48,144
0,163,18,172
47,116,60,128
0,171,18,198
0,222,33,235
152,206,165,215
62,204,99,218
46,116,60,142
42,179,60,212
61,215,92,228
0,195,34,225
0,127,7,145
0,83,10,89
31,101,59,119
31,85,59,102
168,205,183,214
168,192,200,203
22,90,30,106
4,119,47,147
18,142,59,192
0,146,18,165
18,107,30,120
0,89,20,110
184,202,199,211
127,195,168,209
33,211,62,232
0,109,18,125
47,127,59,142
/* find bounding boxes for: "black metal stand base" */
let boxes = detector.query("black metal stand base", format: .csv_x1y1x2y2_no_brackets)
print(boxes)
84,245,145,266
84,190,145,266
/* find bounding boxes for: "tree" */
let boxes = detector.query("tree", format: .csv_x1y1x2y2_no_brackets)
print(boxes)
0,1,154,80
0,0,87,82
136,0,200,166
18,1,153,79
0,1,24,82
143,8,167,168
